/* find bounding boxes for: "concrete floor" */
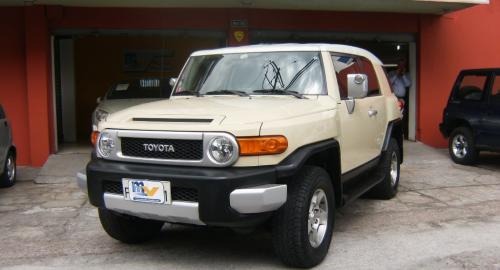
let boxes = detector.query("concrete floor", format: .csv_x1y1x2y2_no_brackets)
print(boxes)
1,142,499,270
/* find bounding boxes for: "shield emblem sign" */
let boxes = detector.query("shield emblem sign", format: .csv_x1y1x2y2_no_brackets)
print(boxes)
234,31,245,42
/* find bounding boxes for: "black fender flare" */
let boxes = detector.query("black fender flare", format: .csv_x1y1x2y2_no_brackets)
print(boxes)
382,119,404,163
275,139,342,206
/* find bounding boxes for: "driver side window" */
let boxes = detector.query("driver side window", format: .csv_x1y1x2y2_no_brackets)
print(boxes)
331,54,362,99
490,75,500,104
331,54,380,99
453,74,487,101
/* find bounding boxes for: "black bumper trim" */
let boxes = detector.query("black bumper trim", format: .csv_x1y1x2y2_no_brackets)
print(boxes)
87,158,278,227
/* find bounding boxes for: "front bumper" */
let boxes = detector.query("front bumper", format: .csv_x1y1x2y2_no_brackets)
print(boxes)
83,158,287,227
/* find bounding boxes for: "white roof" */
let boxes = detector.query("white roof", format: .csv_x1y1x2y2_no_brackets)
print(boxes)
191,43,382,65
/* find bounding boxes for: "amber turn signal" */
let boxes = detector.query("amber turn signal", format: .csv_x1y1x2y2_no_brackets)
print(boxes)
237,136,288,156
91,131,100,146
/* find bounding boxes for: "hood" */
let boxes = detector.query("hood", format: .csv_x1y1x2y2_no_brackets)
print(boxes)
97,98,162,114
107,95,335,124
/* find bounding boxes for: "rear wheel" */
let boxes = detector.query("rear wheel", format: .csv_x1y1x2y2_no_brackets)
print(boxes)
365,138,400,199
449,127,478,165
272,166,335,268
0,151,16,188
98,208,164,244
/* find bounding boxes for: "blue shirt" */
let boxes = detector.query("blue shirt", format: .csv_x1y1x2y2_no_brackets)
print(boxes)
389,71,411,98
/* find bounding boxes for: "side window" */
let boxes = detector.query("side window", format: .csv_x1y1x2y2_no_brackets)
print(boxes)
0,105,5,119
358,57,381,97
490,75,500,104
331,54,362,99
453,74,488,101
331,54,380,99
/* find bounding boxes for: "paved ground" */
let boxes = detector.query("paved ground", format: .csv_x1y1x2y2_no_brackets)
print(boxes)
1,142,500,270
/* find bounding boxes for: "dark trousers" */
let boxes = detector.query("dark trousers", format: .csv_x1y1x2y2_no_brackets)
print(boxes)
400,91,410,140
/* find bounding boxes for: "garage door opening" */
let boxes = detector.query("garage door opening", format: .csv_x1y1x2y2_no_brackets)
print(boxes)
251,30,418,141
52,30,225,152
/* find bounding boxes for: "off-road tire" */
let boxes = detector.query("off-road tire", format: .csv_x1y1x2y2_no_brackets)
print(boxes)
98,208,164,244
0,151,16,188
272,166,335,268
448,127,478,165
366,138,400,200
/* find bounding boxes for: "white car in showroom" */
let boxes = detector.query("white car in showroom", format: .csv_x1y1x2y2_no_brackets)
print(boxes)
92,78,172,130
0,104,16,188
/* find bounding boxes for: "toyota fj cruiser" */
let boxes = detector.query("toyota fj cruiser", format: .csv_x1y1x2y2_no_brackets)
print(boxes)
78,44,403,268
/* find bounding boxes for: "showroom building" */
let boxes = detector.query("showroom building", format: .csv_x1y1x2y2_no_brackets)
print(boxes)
0,0,497,167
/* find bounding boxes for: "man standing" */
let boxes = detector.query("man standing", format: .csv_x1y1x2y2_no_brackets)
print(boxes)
389,59,411,100
389,58,411,138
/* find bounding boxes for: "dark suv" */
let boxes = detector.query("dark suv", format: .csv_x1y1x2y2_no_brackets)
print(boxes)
440,69,500,165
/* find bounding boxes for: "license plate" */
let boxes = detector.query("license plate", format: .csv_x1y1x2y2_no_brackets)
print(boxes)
123,179,170,204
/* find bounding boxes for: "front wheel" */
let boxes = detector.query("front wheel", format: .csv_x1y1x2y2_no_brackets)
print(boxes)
98,208,164,244
448,127,478,165
0,151,16,188
272,166,335,268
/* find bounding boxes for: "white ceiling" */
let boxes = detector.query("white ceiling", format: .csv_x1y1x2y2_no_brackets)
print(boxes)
2,0,489,14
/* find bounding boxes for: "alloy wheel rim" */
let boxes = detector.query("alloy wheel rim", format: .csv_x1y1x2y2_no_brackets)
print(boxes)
6,157,15,182
452,134,468,158
308,189,328,248
390,152,398,187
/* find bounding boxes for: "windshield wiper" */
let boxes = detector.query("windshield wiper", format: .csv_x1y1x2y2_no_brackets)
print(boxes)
174,90,202,97
252,89,307,99
205,90,250,97
284,57,318,90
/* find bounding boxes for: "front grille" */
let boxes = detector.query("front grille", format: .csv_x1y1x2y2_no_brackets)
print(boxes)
171,187,199,202
102,181,198,202
103,181,123,194
121,137,203,160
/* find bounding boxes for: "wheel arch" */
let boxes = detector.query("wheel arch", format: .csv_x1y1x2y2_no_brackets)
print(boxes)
382,120,404,164
443,118,473,138
10,145,16,158
276,139,343,207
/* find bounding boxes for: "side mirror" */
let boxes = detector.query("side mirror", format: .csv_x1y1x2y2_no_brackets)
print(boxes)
347,74,368,99
96,97,102,104
169,78,177,88
345,97,355,114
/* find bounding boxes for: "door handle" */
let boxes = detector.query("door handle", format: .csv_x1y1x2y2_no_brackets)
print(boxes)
368,109,378,117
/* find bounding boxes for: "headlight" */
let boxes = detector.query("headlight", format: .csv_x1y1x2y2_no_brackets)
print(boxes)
97,132,115,157
207,136,236,164
93,109,109,126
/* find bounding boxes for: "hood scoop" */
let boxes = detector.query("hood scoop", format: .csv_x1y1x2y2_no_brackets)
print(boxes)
132,117,213,123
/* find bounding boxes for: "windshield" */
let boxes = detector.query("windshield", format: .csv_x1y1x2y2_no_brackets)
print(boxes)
173,51,326,96
106,78,172,100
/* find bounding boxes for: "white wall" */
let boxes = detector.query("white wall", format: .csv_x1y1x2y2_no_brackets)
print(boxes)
59,39,77,142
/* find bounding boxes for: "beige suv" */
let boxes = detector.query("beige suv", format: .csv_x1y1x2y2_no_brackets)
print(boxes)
78,44,403,268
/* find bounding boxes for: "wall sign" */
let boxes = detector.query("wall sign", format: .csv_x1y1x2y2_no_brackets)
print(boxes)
233,31,246,43
231,19,248,28
123,50,174,73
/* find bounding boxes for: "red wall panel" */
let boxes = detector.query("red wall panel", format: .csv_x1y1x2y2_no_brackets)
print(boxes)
419,1,500,147
47,7,229,30
45,7,419,34
248,10,419,33
0,8,30,165
25,6,52,167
